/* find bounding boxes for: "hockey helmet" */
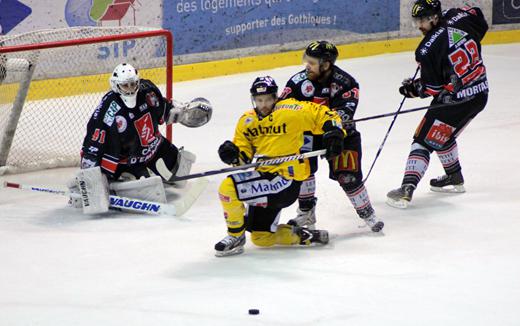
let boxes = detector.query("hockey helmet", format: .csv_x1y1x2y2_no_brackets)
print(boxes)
305,41,339,64
411,0,442,18
250,76,278,97
110,63,140,108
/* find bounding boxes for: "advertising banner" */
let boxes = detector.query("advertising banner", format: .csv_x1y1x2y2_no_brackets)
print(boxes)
0,0,162,36
493,0,520,24
163,0,400,55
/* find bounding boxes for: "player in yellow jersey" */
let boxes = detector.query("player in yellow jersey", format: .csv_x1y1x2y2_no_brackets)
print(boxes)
214,76,345,257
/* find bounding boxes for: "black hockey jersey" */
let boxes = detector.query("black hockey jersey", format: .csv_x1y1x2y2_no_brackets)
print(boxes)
280,66,360,133
81,79,171,178
416,7,489,102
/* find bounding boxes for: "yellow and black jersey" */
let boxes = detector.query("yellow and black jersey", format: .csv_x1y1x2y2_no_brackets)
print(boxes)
232,98,343,181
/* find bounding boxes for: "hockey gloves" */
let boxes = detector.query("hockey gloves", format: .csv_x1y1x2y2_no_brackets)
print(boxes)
322,122,345,160
399,78,422,98
218,140,240,165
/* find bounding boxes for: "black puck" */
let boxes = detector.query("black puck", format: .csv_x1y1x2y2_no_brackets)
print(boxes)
248,309,260,315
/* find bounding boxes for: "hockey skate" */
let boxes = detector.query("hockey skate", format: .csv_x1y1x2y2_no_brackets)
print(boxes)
386,184,415,209
296,227,329,245
430,171,465,193
214,234,246,257
362,214,384,232
288,206,317,230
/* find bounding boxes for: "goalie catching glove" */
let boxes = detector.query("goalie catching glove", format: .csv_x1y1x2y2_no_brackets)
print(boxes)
167,97,213,128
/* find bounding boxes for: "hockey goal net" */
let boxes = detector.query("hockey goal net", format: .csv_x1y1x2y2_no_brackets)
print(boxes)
0,27,172,175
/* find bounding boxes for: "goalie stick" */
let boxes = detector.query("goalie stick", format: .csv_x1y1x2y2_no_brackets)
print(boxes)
2,178,208,216
169,149,327,182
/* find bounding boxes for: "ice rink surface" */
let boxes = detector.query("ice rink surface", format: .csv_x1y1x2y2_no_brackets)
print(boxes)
1,43,519,325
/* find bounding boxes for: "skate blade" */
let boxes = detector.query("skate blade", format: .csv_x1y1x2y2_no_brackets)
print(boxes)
386,197,409,209
215,246,244,257
430,185,466,193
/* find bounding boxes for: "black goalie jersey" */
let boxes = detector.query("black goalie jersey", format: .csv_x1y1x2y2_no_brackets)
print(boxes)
280,66,360,134
81,79,170,179
416,6,489,102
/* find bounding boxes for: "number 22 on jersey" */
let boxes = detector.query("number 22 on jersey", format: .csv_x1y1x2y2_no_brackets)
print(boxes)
448,39,483,84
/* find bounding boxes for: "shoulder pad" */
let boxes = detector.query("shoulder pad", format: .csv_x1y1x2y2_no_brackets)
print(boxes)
416,27,446,57
239,110,257,126
290,71,307,84
331,66,356,88
103,100,122,126
139,79,156,90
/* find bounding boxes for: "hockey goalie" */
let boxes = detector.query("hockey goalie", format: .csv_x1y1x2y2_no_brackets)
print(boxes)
68,63,212,214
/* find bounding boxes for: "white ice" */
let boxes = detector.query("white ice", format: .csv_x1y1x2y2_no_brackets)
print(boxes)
1,43,519,326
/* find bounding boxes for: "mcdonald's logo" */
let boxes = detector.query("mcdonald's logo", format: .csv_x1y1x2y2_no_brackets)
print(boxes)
333,150,359,172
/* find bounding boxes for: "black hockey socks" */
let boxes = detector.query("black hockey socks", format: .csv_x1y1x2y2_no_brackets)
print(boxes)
437,141,462,175
402,144,431,187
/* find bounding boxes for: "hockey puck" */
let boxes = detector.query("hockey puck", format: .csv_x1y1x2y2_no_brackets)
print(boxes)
248,309,260,315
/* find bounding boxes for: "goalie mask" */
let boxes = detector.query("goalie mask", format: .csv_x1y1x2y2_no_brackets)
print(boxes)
110,63,140,108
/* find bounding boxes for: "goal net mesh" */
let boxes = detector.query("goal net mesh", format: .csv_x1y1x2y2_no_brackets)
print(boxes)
0,27,171,174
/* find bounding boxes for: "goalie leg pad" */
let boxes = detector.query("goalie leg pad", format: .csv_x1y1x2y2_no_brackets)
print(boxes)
76,167,110,214
110,176,167,204
174,148,196,188
66,177,82,208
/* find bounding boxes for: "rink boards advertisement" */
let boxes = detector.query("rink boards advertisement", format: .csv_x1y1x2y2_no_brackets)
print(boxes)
492,0,520,24
0,0,519,71
162,0,400,54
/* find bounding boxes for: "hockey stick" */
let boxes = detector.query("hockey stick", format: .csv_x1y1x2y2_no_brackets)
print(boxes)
2,181,182,216
350,100,464,124
169,149,327,182
362,67,420,183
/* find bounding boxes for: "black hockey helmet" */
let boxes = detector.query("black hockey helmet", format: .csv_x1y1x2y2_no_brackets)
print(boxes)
411,0,442,18
250,76,278,97
305,40,339,64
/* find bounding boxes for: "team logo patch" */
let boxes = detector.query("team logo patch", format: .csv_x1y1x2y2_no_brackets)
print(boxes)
425,119,456,149
330,83,342,97
333,150,359,172
291,72,306,84
301,80,315,97
146,91,159,108
103,101,121,126
115,116,127,133
342,88,359,100
448,27,468,48
134,113,156,146
244,117,254,125
280,87,292,99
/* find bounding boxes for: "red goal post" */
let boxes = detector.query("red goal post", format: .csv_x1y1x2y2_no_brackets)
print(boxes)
0,27,173,175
